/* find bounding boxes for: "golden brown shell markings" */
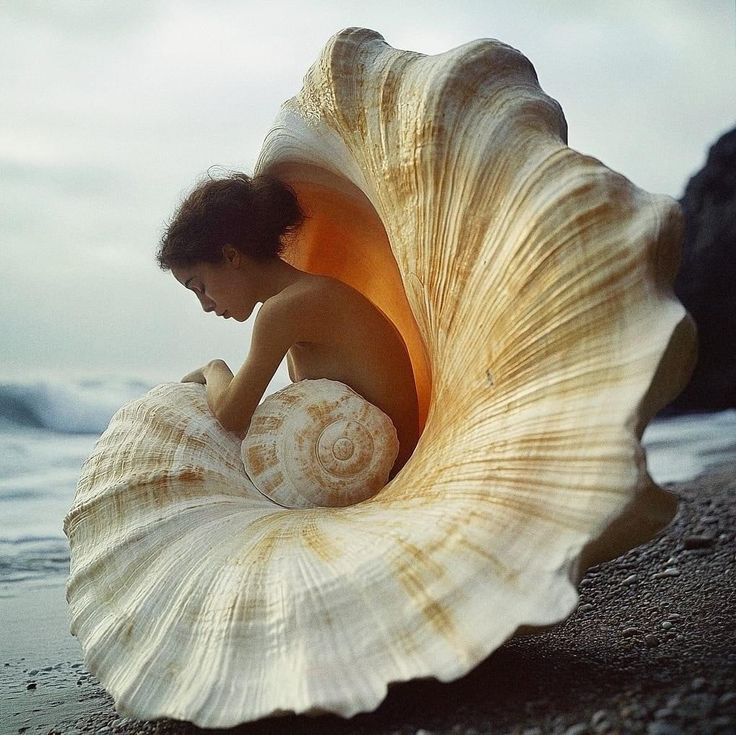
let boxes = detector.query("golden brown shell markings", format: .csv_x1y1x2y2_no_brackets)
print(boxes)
241,378,399,508
64,27,697,727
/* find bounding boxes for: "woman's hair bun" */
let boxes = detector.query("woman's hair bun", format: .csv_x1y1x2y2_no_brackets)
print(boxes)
157,169,306,269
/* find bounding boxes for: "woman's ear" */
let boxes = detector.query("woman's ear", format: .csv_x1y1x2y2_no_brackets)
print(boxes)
222,244,241,268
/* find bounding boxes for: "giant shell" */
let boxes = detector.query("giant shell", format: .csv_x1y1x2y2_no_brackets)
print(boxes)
64,28,696,727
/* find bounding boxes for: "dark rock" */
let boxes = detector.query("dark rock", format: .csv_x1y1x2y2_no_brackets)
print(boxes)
683,534,715,549
664,125,736,414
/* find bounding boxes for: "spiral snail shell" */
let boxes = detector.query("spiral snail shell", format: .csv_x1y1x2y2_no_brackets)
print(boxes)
241,378,399,508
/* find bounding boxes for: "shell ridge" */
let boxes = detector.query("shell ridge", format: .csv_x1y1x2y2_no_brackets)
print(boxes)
65,26,696,727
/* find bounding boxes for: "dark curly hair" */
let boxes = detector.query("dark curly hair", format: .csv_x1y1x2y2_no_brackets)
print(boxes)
157,169,306,270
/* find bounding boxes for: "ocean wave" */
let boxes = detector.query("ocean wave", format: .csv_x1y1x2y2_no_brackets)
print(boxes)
0,536,69,585
0,377,155,434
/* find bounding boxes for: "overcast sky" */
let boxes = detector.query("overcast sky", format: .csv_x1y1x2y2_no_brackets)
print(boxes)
2,0,734,390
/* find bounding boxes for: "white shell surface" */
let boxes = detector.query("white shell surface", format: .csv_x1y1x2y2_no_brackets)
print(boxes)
65,27,696,728
241,378,399,508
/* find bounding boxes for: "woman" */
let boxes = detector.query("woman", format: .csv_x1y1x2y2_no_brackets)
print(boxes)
157,170,420,479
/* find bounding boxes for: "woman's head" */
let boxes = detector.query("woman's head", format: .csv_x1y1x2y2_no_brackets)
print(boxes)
157,169,305,270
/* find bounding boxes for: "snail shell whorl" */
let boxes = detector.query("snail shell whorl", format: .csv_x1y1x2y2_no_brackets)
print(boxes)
241,378,399,508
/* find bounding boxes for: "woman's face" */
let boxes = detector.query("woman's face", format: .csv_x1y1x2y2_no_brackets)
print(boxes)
171,253,258,322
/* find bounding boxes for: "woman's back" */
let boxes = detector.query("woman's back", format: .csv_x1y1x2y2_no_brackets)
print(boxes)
271,273,420,477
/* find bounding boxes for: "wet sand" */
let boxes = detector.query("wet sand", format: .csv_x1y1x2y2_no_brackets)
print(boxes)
2,463,734,735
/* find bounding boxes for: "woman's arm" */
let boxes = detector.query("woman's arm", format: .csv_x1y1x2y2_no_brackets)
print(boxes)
197,297,302,436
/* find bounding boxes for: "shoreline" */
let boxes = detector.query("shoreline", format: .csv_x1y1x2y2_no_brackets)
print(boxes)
2,462,734,735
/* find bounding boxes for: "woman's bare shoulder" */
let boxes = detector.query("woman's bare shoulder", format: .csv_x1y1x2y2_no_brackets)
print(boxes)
274,273,386,345
267,274,345,341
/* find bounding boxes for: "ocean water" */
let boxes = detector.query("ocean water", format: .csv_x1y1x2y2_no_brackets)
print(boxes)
0,376,733,595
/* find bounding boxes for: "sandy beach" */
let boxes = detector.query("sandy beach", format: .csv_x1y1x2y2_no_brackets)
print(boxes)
2,462,734,735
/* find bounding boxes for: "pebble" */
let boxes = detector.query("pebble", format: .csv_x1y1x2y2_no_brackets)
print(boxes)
590,708,611,732
26,682,36,690
718,691,736,706
713,716,736,728
691,676,707,691
622,574,638,585
653,567,680,578
645,633,660,647
661,621,673,629
683,534,715,549
578,603,594,612
677,692,717,718
623,627,640,637
563,723,588,735
646,723,684,735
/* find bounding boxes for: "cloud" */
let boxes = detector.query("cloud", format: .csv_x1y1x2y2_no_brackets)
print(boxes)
2,0,734,378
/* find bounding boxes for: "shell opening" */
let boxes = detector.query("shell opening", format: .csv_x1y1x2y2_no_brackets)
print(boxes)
261,161,431,435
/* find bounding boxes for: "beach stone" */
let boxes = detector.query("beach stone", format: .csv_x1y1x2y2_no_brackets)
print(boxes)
713,716,736,729
646,723,684,735
645,634,660,647
718,691,736,707
622,574,638,585
563,723,588,735
623,627,640,637
676,692,717,719
590,709,611,732
683,534,715,549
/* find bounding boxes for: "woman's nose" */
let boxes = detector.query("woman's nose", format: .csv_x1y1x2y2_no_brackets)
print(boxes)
198,295,216,312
